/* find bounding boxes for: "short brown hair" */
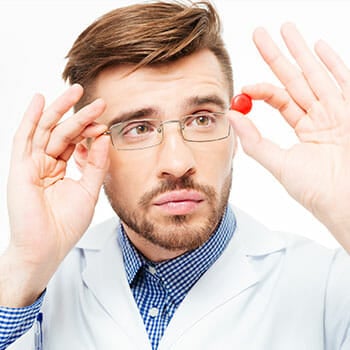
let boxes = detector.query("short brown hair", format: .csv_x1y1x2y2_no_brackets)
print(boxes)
62,0,233,109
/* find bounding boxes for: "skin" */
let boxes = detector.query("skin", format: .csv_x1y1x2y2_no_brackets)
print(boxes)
79,49,236,262
233,24,350,249
1,23,349,308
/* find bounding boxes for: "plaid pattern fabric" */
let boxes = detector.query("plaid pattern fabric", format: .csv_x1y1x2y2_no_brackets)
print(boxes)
118,206,236,350
0,293,44,350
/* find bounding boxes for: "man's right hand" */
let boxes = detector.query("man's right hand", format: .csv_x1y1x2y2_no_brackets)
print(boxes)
0,84,110,307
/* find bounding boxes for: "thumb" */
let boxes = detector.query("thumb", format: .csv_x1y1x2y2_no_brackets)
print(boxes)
228,110,286,182
79,134,110,201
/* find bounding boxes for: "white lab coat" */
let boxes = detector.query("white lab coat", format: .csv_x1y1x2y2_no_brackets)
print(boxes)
9,208,350,349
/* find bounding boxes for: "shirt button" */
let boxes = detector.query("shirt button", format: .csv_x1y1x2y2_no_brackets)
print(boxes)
148,266,156,275
148,307,159,317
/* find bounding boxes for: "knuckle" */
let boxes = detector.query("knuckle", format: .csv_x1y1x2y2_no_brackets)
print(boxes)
51,127,73,146
60,132,74,145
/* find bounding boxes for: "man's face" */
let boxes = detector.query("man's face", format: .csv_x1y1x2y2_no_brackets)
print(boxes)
94,49,236,259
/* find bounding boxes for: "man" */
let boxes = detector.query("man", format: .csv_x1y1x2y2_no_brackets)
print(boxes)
1,1,349,349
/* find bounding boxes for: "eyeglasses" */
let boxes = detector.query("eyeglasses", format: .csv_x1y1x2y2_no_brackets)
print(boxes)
103,112,231,151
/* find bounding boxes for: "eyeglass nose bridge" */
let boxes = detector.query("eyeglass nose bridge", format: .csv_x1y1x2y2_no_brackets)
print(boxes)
157,119,186,137
158,119,185,130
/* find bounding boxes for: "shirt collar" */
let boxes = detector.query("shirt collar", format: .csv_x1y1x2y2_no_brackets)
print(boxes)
118,226,144,286
117,206,236,306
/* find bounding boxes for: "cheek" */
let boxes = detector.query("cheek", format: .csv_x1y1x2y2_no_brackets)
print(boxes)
106,152,154,205
202,157,232,191
196,138,235,187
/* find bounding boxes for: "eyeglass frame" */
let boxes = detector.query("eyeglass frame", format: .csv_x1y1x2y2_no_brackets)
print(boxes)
103,111,231,151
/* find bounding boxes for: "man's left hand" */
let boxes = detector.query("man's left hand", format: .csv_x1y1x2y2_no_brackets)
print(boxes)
228,23,350,252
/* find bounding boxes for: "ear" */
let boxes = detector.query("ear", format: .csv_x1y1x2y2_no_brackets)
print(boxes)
73,141,89,173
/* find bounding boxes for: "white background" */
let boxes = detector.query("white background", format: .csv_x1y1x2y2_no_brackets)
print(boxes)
1,0,349,253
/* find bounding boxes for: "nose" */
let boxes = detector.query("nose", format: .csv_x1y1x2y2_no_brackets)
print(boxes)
156,121,196,180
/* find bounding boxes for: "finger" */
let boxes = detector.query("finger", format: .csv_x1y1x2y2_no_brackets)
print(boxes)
45,99,106,158
81,123,108,138
58,144,76,162
65,123,109,147
78,134,110,202
280,23,343,103
241,84,331,142
242,83,305,128
315,39,350,99
51,123,107,162
12,94,45,158
33,84,84,149
228,111,286,182
253,26,317,111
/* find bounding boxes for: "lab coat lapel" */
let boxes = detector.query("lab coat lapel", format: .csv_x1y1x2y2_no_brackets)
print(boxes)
77,218,151,350
159,208,287,348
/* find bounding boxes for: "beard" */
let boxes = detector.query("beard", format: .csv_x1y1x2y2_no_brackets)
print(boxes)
104,171,232,252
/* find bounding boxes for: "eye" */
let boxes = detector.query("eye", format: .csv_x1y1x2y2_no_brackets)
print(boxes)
121,121,156,137
195,114,211,126
132,124,150,135
186,113,217,128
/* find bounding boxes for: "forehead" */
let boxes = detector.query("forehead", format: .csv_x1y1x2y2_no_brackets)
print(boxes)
93,49,230,123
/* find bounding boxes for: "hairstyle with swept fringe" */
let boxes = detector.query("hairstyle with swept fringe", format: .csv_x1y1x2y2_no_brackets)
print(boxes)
62,1,233,110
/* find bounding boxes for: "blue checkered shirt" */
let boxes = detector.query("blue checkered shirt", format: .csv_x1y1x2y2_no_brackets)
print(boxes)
0,207,235,350
118,206,235,350
0,293,44,350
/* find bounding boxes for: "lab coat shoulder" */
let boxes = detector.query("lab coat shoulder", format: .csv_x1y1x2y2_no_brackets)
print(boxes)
235,207,350,321
8,216,149,350
7,208,350,349
160,208,350,349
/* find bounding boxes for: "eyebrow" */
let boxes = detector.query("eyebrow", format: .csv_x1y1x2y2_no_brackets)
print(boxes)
107,94,229,127
183,94,228,111
107,108,159,128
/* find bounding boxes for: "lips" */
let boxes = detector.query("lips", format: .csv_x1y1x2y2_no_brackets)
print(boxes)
153,190,204,205
152,190,204,216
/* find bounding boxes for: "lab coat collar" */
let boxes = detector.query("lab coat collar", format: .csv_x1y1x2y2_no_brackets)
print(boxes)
76,216,119,250
76,207,288,349
233,206,289,256
77,217,152,350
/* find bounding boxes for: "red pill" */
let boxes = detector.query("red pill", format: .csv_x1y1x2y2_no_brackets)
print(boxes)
230,93,252,114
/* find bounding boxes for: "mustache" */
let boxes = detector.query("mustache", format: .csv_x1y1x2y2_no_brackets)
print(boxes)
138,175,216,208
